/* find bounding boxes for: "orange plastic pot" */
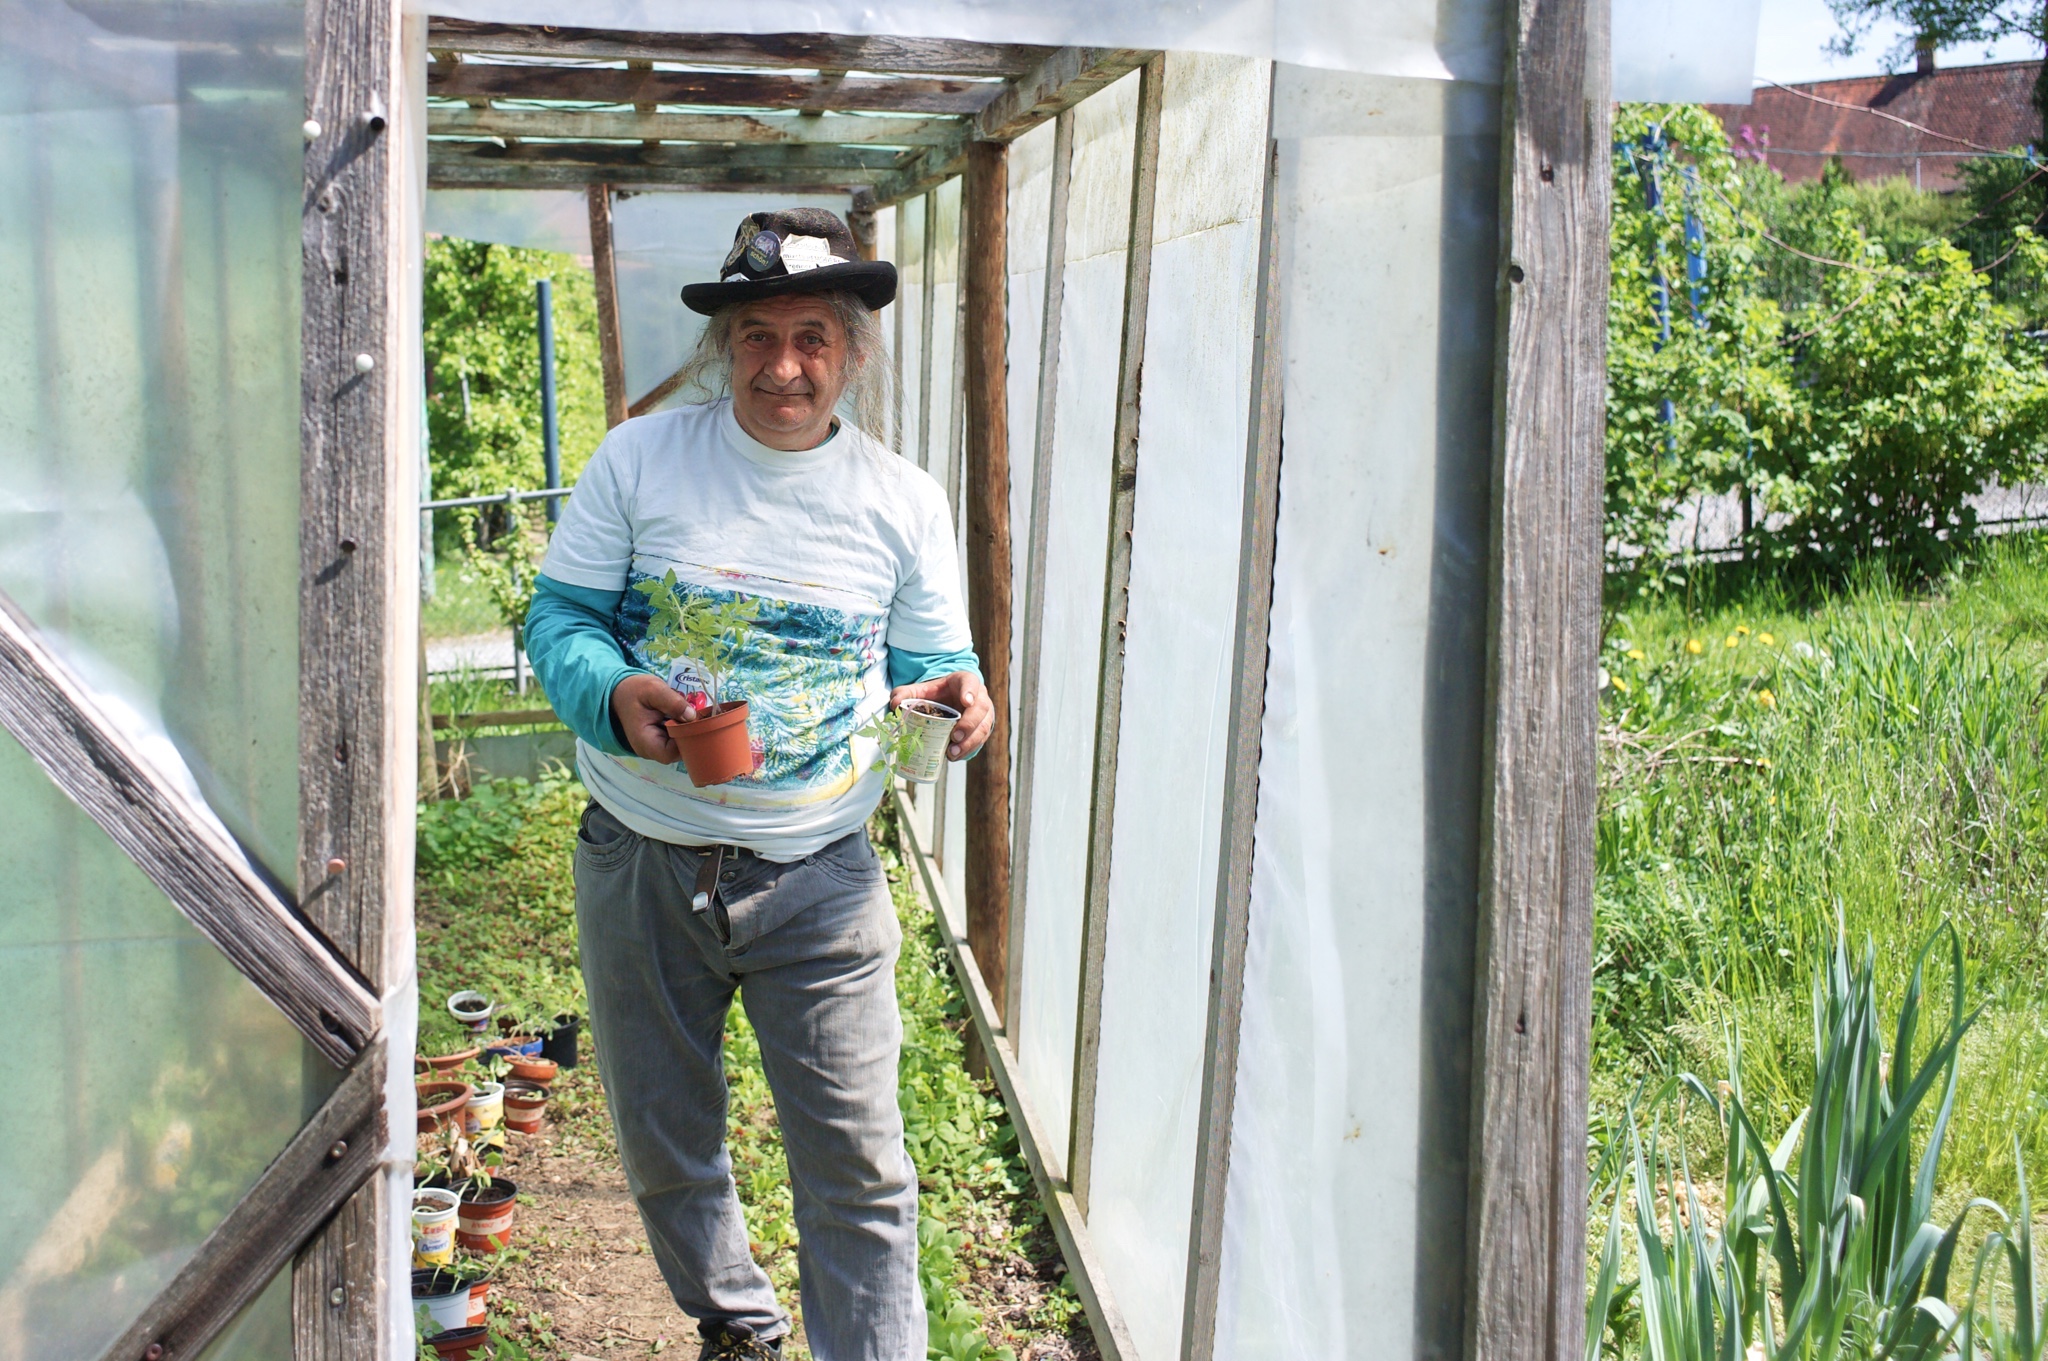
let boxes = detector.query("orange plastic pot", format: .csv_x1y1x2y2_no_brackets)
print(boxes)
664,701,752,786
506,1055,557,1085
456,1176,518,1251
415,1081,471,1137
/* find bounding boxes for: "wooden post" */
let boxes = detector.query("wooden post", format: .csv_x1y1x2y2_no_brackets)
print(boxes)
963,140,1012,1021
1466,0,1610,1356
300,0,410,1350
1068,53,1165,1215
918,191,939,471
587,183,629,428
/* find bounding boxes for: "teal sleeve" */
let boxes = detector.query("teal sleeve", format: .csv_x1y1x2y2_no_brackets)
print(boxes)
525,574,646,757
887,645,982,689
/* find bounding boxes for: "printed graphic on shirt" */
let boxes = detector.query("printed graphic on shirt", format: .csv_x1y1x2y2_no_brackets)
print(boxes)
617,564,888,800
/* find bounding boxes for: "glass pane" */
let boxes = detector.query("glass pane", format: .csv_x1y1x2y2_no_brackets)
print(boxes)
0,732,310,1361
1011,70,1137,1163
0,0,304,885
195,1266,292,1361
1084,52,1269,1361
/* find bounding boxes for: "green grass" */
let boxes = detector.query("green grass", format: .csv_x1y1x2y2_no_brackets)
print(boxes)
414,775,1085,1359
1595,536,2048,1215
424,552,514,640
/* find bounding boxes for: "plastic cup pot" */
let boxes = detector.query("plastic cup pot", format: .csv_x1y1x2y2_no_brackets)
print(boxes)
411,1187,461,1266
894,700,960,784
663,698,753,786
456,1176,519,1251
465,1081,504,1138
446,990,493,1031
503,1079,548,1135
411,1267,472,1335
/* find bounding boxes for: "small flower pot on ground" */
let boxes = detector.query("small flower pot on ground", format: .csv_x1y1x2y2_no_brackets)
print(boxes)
665,701,752,786
411,1188,461,1266
485,1035,542,1059
411,1267,472,1334
415,1081,471,1137
447,990,494,1030
503,1079,548,1135
539,1014,580,1068
416,1044,482,1074
464,1275,493,1326
506,1054,557,1085
455,1176,519,1251
464,1081,504,1143
425,1324,489,1360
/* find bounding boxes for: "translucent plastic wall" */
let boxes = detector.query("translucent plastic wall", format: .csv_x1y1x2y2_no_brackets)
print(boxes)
0,3,313,1354
1214,68,1499,1360
1008,71,1137,1162
1085,55,1270,1361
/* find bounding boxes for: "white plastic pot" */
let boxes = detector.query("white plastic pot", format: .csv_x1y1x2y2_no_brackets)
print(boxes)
464,1081,504,1137
446,990,494,1028
411,1269,472,1334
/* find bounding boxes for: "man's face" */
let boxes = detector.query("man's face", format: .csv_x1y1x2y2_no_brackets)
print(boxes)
727,295,852,449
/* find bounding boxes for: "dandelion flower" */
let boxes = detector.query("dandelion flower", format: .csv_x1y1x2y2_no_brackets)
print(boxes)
1756,689,1776,708
1686,638,1704,655
1736,625,1751,636
1613,677,1629,693
1725,635,1740,649
1627,648,1645,661
1759,632,1775,646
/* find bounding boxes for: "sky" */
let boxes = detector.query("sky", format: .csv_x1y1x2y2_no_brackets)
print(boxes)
1753,0,2041,84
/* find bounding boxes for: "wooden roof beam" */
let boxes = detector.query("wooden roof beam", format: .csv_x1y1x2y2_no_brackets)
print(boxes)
427,105,966,146
425,21,1057,77
427,61,1002,114
428,142,897,190
870,46,1155,204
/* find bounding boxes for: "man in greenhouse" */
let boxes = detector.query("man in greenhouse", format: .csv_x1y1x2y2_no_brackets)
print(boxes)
523,206,989,1361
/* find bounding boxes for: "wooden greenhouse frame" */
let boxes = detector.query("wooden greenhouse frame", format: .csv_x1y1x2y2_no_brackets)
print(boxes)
0,0,1606,1354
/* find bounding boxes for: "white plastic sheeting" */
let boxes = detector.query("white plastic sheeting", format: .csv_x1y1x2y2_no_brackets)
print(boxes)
1082,52,1268,1361
1213,66,1496,1361
1008,69,1138,1168
1613,0,1765,103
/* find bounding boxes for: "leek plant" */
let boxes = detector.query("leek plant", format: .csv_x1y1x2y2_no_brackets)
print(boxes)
1589,927,2048,1360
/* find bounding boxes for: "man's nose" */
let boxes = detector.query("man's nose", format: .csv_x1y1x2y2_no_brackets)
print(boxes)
764,342,804,384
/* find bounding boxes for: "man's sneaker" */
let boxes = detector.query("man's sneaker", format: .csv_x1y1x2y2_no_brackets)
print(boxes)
697,1320,784,1361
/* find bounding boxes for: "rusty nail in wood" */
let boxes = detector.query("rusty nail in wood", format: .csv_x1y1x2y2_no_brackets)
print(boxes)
144,1345,164,1361
328,1139,348,1161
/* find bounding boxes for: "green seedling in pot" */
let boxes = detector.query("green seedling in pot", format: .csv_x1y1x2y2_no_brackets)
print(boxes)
855,707,925,774
633,570,760,708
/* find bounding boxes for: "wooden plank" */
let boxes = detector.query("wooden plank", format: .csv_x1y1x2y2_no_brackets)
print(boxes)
0,594,381,1064
962,140,1012,1021
588,185,630,428
302,0,402,993
433,139,906,174
629,362,694,419
427,63,1002,115
893,786,1137,1361
94,1047,387,1361
1180,90,1283,1361
893,201,908,448
429,158,891,191
868,48,1152,204
426,21,1056,77
1003,108,1074,1034
292,1179,386,1361
1466,0,1610,1357
429,707,561,731
1066,53,1164,1216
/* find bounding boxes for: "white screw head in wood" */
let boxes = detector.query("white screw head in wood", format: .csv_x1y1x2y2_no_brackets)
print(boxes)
353,353,375,373
302,119,321,141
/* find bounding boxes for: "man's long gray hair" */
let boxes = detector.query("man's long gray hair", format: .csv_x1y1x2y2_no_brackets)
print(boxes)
670,291,895,442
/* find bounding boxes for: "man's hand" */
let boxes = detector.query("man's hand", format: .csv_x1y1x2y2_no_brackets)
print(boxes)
612,674,692,761
889,670,992,762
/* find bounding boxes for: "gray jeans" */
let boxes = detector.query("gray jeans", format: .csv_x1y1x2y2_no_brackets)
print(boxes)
572,800,922,1360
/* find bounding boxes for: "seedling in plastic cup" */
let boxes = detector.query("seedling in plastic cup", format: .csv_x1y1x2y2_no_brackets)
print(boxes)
894,699,960,783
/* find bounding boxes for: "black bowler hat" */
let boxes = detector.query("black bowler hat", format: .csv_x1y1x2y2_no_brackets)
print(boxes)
681,208,896,314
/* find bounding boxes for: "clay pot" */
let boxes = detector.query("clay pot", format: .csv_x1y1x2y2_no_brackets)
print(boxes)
456,1176,518,1251
506,1054,557,1085
425,1324,489,1359
664,701,752,786
414,1080,472,1136
503,1080,548,1135
416,1046,482,1074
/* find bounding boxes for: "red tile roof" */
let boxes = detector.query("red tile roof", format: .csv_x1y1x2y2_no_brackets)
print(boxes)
1706,60,2039,192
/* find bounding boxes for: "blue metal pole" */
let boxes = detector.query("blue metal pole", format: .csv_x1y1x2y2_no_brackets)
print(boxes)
537,278,561,524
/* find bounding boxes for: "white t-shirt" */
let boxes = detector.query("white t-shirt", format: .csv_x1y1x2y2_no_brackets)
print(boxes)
540,399,971,859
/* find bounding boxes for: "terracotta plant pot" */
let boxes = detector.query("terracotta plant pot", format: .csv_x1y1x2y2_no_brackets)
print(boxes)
456,1176,519,1251
506,1054,557,1085
503,1080,548,1135
415,1080,472,1136
425,1324,489,1360
664,701,752,786
416,1046,482,1074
